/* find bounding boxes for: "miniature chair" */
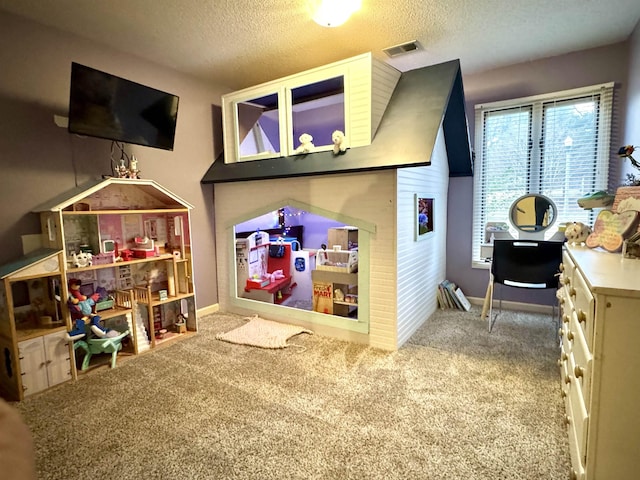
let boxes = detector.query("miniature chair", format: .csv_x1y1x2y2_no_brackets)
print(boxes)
81,330,130,370
487,240,563,332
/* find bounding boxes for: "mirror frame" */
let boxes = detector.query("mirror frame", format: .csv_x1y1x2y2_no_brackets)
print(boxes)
509,194,557,234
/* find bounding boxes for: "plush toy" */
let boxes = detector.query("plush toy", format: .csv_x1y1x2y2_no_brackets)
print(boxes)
267,269,286,283
295,133,314,154
331,130,347,154
71,251,92,268
564,222,592,244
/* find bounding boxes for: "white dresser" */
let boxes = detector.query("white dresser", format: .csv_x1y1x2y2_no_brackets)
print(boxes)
557,245,640,479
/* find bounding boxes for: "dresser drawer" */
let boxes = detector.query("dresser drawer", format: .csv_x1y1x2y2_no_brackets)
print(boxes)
569,310,593,407
570,267,595,350
560,251,576,284
568,369,589,457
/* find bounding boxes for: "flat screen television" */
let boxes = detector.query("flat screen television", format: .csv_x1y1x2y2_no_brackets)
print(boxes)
68,62,179,151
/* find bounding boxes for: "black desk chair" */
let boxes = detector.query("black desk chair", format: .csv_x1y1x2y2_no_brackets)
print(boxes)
488,240,564,332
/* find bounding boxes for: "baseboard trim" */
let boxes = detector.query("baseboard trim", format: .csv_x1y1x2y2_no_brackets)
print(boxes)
197,303,220,317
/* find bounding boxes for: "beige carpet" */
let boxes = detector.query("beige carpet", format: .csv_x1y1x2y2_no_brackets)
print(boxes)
215,314,313,348
13,307,570,479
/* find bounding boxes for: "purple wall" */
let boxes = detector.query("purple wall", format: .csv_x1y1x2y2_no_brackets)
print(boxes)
447,41,635,303
0,11,227,310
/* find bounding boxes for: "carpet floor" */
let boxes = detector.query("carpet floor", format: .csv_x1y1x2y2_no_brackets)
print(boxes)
14,306,570,479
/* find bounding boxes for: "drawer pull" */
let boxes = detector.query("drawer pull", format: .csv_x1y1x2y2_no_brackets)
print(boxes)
577,309,587,324
574,365,585,379
567,331,574,342
562,314,570,324
565,375,571,385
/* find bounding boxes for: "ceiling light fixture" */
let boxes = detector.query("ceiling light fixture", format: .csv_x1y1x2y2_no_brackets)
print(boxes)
310,0,362,28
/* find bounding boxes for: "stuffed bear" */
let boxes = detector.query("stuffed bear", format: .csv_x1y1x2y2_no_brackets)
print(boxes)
564,222,592,244
331,130,347,154
295,133,314,154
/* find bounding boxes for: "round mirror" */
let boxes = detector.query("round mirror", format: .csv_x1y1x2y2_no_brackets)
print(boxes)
509,194,557,234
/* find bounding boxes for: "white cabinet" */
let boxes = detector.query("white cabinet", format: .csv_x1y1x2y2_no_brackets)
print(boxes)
222,52,400,164
558,245,640,479
18,331,71,397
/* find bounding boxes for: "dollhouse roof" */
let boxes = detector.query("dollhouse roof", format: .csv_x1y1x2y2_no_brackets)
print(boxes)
0,248,62,280
31,177,193,212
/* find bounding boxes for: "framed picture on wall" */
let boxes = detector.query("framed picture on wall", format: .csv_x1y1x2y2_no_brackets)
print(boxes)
415,194,434,241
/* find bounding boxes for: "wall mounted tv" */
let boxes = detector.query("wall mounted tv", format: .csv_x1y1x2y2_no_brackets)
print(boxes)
68,62,179,151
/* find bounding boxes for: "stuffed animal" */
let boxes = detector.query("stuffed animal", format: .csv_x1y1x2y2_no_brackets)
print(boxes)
295,133,314,154
331,130,347,154
564,222,592,244
71,251,92,268
267,269,286,283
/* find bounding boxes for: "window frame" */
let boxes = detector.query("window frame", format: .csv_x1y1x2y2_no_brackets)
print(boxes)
471,83,614,268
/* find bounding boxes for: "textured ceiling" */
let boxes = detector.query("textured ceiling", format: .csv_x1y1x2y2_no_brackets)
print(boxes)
1,0,639,90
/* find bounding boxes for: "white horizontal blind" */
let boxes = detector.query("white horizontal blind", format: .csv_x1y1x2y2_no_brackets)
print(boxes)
472,84,613,264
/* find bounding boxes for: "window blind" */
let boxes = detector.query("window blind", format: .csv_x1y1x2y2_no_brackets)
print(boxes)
472,83,614,265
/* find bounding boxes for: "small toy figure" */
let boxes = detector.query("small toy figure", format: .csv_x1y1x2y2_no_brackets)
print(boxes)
331,130,347,155
66,279,107,339
295,133,314,154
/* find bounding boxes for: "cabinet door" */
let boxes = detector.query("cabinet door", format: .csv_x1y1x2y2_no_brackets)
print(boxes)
18,338,49,396
43,331,72,387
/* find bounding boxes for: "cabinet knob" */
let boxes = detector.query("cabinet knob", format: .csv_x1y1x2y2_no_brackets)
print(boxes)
564,375,571,385
562,314,570,324
564,415,571,425
561,352,568,361
577,309,587,324
567,331,574,342
569,287,577,297
574,365,585,379
561,389,567,398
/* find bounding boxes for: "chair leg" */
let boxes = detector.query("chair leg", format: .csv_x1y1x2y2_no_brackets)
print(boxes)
488,281,496,332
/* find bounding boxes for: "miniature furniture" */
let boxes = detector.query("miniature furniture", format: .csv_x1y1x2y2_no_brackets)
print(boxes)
558,245,640,479
485,240,563,332
76,330,130,370
243,243,296,304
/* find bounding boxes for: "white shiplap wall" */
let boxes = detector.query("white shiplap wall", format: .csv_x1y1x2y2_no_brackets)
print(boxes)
214,169,398,350
396,126,449,347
